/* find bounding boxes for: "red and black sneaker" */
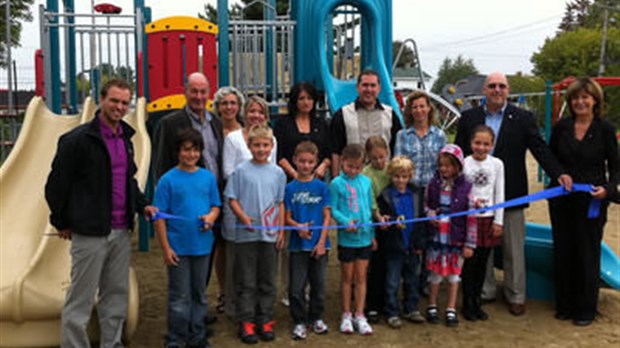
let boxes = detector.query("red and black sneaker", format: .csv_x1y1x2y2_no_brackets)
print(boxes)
238,322,258,344
258,320,276,341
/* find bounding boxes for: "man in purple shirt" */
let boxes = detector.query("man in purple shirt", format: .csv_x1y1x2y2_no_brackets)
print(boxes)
45,79,157,347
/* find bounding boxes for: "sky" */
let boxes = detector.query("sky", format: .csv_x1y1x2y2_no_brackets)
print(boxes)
4,0,568,89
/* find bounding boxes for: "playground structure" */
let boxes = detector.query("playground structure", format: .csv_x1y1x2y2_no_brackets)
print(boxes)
1,0,619,346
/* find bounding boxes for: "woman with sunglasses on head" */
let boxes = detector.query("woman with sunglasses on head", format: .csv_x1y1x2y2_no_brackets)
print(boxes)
548,77,618,326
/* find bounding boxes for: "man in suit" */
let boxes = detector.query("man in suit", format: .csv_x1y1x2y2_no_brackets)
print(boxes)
154,72,223,184
455,72,572,316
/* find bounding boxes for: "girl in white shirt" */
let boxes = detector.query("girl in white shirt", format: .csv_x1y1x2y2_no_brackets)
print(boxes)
461,125,505,322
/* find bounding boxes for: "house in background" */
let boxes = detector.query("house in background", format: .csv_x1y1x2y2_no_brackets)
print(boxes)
392,65,432,91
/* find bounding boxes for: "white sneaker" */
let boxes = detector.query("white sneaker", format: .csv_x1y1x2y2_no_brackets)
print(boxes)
292,324,307,340
353,315,373,335
312,319,329,334
339,313,354,334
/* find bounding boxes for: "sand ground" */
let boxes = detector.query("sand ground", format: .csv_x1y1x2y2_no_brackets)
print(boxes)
128,153,620,347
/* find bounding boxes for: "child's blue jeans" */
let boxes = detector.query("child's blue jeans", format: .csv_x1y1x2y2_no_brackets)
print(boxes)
384,251,420,318
166,254,210,347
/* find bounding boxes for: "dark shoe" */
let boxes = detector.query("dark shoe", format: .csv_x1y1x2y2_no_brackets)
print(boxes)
366,310,380,324
462,297,477,321
239,322,259,344
573,319,592,326
205,314,218,325
445,309,459,327
509,303,526,316
475,307,489,321
216,294,226,313
555,312,571,321
474,298,488,320
426,306,439,324
258,320,276,341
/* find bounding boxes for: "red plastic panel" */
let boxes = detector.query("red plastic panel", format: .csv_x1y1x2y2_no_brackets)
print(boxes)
35,49,45,97
147,29,217,103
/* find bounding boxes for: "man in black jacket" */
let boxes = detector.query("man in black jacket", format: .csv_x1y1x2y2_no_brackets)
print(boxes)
45,79,157,347
454,72,571,316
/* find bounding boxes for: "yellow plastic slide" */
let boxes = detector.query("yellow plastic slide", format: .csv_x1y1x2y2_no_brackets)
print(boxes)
0,97,150,347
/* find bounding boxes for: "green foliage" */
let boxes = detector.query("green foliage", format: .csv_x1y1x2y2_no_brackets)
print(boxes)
558,0,620,32
392,40,417,68
0,0,35,68
431,55,479,94
508,74,548,126
531,28,620,82
531,27,620,127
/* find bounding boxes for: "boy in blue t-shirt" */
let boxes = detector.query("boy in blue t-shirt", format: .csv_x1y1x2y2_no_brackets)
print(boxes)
224,124,286,344
154,128,221,348
284,141,331,340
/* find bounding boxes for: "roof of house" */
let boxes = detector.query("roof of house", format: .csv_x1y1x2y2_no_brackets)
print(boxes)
393,66,432,80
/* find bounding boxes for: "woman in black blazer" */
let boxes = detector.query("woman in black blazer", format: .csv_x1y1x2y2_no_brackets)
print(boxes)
548,77,619,326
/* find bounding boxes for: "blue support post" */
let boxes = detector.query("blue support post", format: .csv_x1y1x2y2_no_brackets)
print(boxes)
142,7,151,101
218,0,230,87
47,0,62,113
540,80,553,185
64,0,78,113
326,14,334,75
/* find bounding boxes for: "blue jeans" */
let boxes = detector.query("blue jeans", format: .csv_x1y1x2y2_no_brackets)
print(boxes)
384,251,420,318
288,251,328,324
166,254,210,347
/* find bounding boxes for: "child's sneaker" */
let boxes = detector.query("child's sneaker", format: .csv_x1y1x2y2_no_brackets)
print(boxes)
445,309,459,327
258,320,276,341
238,322,258,344
291,324,307,340
426,306,440,324
339,313,354,334
312,319,329,334
386,316,402,329
353,314,373,335
403,310,426,323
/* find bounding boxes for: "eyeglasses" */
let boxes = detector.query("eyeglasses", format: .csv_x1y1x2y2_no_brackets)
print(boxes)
487,83,507,90
219,101,238,106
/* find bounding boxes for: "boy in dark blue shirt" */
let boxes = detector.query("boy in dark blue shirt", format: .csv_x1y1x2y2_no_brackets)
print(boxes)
285,141,331,340
376,156,426,329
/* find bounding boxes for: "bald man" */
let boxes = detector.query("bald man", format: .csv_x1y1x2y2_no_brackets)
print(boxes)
154,72,223,184
455,72,571,316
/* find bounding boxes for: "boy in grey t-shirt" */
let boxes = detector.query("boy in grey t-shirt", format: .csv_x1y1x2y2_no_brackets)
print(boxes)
224,125,286,344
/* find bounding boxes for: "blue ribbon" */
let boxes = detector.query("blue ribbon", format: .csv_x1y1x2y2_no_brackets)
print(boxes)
152,183,600,230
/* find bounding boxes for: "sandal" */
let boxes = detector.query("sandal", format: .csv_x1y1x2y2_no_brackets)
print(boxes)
216,294,225,313
426,306,439,324
445,309,459,327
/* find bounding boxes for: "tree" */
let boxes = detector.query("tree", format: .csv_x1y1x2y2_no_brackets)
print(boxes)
0,0,35,68
558,0,620,33
392,40,417,68
531,28,620,82
531,26,620,127
431,55,479,94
